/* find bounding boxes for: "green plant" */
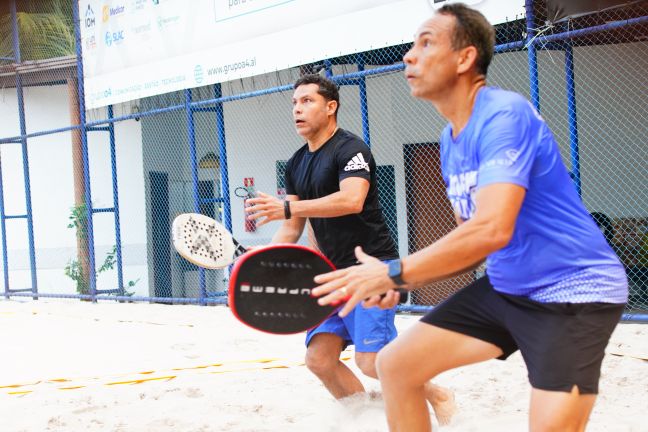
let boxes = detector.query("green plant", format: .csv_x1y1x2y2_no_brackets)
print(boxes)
67,202,88,239
64,204,137,296
0,0,75,62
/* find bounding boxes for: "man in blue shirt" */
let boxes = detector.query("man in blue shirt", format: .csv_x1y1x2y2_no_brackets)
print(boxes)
313,4,627,431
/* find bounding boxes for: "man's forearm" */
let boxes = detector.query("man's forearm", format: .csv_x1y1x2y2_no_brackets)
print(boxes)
270,223,303,244
290,191,363,218
401,220,504,287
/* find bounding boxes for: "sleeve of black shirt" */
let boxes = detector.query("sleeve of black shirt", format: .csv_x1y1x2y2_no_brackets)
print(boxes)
284,156,296,196
336,137,373,182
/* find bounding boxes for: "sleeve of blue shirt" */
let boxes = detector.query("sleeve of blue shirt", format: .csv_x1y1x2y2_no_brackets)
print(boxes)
477,102,538,190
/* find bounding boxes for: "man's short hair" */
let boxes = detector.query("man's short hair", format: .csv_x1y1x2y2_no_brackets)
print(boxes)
438,4,495,76
294,74,340,117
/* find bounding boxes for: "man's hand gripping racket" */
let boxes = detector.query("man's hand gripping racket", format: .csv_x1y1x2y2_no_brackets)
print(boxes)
312,246,407,318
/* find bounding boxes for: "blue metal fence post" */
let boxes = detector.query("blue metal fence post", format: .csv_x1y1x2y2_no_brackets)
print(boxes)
185,89,207,302
11,0,38,299
0,160,9,298
72,0,98,300
323,60,333,78
356,54,371,148
107,105,125,294
214,84,232,232
525,0,540,110
564,43,581,196
1,1,18,298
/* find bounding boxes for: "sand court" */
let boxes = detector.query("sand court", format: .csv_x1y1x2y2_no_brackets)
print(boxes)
1,299,646,432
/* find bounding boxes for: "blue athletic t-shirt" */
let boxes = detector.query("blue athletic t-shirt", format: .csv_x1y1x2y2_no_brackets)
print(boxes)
440,86,627,304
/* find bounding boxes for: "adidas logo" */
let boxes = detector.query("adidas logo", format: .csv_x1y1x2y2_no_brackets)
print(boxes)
344,152,370,172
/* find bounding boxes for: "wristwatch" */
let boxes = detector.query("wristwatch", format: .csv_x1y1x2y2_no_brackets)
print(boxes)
387,259,406,287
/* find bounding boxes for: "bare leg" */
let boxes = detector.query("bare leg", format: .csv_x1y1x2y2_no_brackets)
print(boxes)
355,351,378,378
424,382,456,426
529,386,596,432
306,333,365,399
356,348,456,425
377,323,503,432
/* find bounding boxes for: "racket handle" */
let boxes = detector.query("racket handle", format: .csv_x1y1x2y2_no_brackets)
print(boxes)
233,238,248,257
377,289,408,304
333,288,409,306
394,288,409,304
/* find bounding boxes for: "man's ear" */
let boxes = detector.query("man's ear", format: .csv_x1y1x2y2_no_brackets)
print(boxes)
327,100,338,116
457,45,479,75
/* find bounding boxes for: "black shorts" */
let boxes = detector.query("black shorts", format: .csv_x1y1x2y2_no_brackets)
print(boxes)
421,276,624,394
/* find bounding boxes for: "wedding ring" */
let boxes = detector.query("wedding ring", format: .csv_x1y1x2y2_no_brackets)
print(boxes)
339,287,348,296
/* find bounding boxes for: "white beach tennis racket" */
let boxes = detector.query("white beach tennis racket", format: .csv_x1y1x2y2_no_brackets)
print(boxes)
172,213,247,269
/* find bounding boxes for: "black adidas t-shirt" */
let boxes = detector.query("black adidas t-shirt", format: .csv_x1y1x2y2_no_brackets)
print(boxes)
285,129,398,268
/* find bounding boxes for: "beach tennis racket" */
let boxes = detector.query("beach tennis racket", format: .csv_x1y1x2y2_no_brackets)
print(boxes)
172,213,247,269
228,244,339,334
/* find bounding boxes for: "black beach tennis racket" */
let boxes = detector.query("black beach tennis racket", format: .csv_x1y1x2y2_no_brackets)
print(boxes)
228,244,339,334
228,244,409,334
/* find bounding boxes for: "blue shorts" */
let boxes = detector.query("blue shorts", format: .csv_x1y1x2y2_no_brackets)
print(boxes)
305,304,397,352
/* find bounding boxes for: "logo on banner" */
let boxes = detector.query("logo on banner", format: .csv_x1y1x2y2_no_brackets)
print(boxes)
194,65,204,84
85,35,97,50
132,0,147,10
103,4,126,22
85,4,96,28
157,14,180,29
105,30,125,47
132,22,152,35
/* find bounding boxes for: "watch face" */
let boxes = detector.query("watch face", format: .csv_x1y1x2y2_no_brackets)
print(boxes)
388,259,403,284
388,259,399,275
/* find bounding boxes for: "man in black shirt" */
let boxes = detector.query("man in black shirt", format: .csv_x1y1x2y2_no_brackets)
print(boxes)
246,74,454,423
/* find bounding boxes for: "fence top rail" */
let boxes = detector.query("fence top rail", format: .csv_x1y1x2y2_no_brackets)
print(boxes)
0,124,81,144
534,15,648,45
85,103,185,128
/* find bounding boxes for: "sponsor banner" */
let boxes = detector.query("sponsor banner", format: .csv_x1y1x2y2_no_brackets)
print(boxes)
80,0,524,109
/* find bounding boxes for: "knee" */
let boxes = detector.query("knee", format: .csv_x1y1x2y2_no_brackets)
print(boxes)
532,417,580,432
355,353,377,378
375,344,401,382
531,408,590,432
305,348,338,377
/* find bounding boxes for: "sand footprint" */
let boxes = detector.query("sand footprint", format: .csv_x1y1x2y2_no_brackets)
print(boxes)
185,387,204,398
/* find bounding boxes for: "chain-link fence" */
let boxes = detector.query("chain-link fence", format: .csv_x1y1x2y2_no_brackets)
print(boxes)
0,0,646,317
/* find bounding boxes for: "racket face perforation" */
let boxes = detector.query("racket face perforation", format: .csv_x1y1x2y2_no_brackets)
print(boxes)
258,260,312,270
229,245,336,334
172,213,236,269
